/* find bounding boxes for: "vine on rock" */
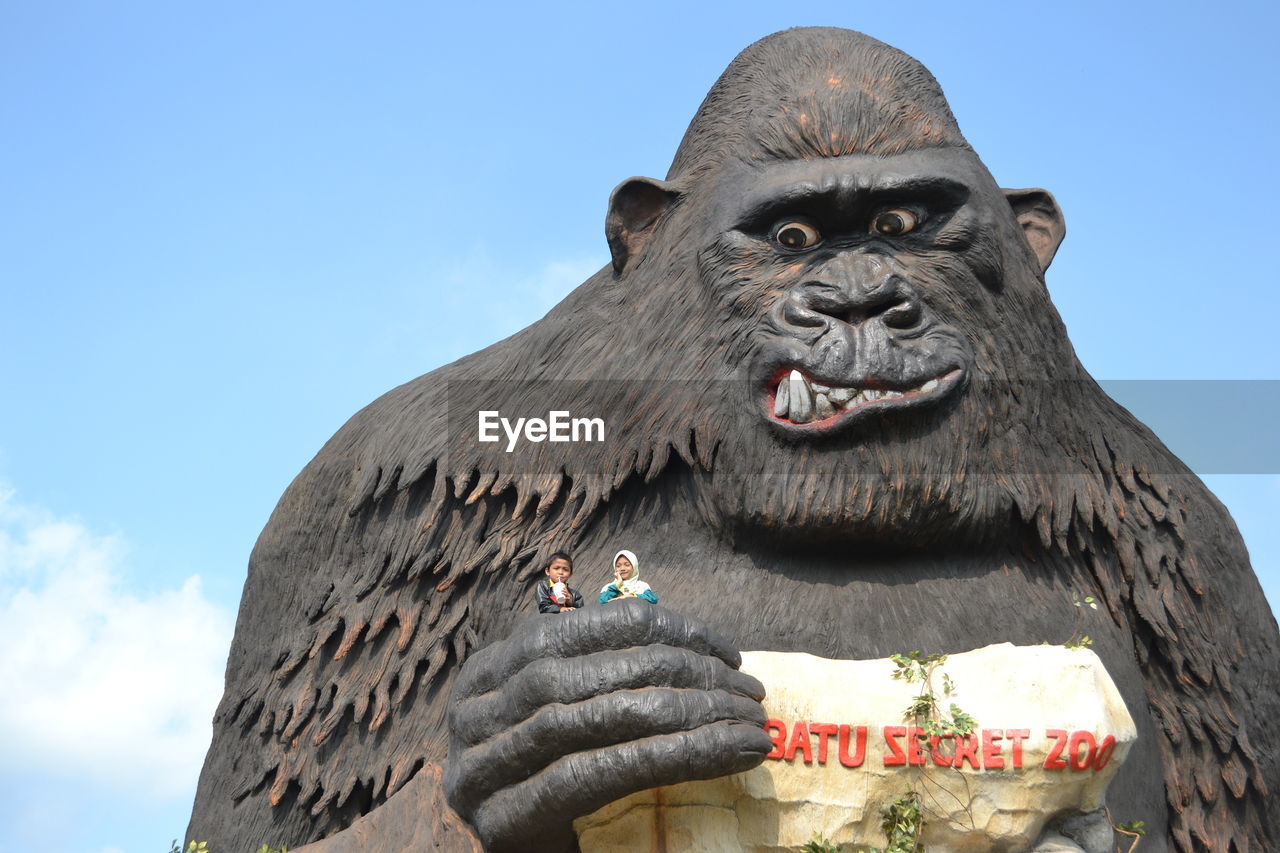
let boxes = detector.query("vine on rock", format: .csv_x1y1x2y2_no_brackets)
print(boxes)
890,651,977,739
850,651,978,852
1063,592,1098,650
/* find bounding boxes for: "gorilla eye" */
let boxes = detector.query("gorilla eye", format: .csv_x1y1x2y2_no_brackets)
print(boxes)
774,221,821,250
872,208,920,236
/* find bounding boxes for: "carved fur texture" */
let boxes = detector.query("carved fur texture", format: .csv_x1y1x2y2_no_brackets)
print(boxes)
189,28,1278,852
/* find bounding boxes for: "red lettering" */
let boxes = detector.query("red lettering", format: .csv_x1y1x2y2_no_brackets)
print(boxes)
810,723,838,765
883,726,908,766
981,729,1004,769
1068,730,1096,771
1044,729,1069,770
1093,734,1117,770
784,721,813,763
1005,729,1030,769
928,733,954,767
906,727,927,766
764,719,786,760
953,732,981,769
838,725,867,768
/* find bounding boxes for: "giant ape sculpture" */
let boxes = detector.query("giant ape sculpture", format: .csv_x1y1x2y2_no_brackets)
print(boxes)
189,28,1279,852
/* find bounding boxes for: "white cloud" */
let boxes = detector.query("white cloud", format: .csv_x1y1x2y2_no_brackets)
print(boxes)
0,487,234,800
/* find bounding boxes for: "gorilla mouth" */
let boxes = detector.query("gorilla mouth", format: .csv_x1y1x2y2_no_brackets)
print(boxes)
766,367,963,432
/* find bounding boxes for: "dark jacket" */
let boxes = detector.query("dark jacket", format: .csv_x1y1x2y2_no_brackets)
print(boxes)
536,580,584,613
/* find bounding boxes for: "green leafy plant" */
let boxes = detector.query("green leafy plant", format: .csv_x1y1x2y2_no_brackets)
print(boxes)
801,832,843,853
850,652,980,852
1064,592,1098,649
876,792,925,853
168,843,208,853
890,651,976,738
1108,810,1146,852
166,841,286,853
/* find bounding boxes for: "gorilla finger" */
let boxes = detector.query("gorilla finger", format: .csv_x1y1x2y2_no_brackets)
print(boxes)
452,643,765,743
574,601,744,668
448,687,765,815
459,600,744,696
449,614,543,699
471,720,774,848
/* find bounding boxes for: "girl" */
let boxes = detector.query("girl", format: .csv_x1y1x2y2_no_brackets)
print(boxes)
599,549,658,604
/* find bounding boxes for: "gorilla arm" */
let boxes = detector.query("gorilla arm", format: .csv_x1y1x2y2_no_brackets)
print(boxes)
187,325,771,852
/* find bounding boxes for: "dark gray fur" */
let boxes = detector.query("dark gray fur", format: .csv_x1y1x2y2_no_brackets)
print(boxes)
189,28,1279,852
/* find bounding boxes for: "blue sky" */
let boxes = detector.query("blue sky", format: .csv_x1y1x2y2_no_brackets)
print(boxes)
2,2,1277,851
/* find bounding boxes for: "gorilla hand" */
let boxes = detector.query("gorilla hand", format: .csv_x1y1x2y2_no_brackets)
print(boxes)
443,599,772,852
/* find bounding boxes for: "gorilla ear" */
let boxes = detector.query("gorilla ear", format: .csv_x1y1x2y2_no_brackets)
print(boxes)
1004,188,1066,273
607,177,681,275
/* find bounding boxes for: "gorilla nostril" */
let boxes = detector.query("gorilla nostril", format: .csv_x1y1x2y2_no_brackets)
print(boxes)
878,300,923,329
781,297,831,329
799,283,848,314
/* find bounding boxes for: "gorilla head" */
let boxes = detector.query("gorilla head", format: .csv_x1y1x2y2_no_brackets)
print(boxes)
188,27,1278,853
602,29,1078,545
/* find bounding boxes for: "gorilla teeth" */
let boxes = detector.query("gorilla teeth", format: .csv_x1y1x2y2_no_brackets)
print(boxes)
787,369,815,423
773,374,791,416
773,370,946,424
828,387,854,404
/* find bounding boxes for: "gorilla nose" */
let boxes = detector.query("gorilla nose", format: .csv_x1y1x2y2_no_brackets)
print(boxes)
793,268,924,331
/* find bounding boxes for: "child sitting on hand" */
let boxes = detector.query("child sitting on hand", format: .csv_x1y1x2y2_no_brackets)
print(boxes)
535,552,584,613
599,549,658,604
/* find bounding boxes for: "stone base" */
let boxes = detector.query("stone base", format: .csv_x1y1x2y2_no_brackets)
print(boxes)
574,644,1135,852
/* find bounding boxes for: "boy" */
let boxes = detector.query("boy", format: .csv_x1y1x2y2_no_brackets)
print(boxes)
535,552,584,613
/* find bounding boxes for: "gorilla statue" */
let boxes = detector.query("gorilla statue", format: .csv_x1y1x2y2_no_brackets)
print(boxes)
188,27,1279,853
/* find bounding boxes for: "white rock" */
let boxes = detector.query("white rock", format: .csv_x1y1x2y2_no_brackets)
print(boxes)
574,643,1135,852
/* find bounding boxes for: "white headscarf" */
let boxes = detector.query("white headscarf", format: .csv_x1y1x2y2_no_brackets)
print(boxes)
605,549,651,597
